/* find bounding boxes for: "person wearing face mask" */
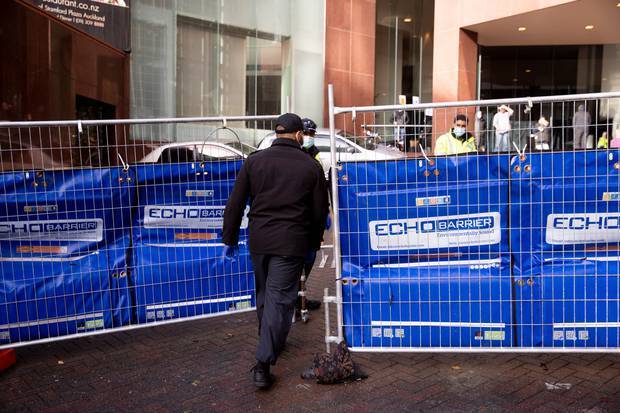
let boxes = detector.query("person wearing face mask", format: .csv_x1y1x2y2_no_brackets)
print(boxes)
295,118,329,322
433,114,477,156
301,118,321,164
223,113,329,389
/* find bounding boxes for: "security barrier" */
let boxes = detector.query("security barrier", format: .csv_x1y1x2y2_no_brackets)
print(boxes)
131,162,254,324
0,115,276,348
326,87,620,351
0,168,134,344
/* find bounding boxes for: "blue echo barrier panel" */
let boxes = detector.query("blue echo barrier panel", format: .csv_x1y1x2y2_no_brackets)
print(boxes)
131,161,255,324
511,150,620,348
338,151,619,349
0,160,255,347
342,264,514,348
0,168,134,344
338,155,514,348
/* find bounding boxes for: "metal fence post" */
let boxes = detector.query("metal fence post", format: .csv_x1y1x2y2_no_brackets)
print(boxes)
328,84,344,344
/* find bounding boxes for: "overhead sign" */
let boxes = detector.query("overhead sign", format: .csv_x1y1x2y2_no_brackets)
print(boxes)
29,0,130,51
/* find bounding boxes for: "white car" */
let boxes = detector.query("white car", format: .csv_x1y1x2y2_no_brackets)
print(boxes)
139,141,256,163
257,128,403,173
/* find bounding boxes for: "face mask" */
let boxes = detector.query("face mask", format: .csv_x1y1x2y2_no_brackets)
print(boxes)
453,127,466,137
303,136,314,148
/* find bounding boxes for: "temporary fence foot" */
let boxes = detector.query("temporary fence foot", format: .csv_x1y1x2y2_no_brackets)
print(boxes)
0,349,16,372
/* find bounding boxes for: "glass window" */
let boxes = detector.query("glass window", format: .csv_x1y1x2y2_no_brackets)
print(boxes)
314,137,358,153
375,0,435,105
200,143,241,158
479,45,618,151
176,17,247,117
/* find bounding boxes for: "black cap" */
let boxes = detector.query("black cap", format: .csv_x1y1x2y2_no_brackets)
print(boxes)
302,118,317,134
274,113,304,134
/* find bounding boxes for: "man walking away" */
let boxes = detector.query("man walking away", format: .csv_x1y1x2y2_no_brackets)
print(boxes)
222,113,329,390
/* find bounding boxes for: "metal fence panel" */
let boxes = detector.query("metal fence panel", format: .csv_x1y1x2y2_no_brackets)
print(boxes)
337,155,514,349
511,150,620,348
131,161,254,324
326,87,620,352
0,167,133,345
0,116,277,349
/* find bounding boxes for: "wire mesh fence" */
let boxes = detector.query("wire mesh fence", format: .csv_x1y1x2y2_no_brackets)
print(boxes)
0,115,278,349
327,89,620,352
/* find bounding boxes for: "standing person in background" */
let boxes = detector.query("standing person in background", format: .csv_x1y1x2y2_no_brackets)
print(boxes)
529,116,551,151
493,105,514,152
612,109,620,141
222,113,328,390
474,110,487,152
597,132,608,149
392,110,408,151
572,104,590,150
301,118,322,168
297,117,329,322
434,114,477,156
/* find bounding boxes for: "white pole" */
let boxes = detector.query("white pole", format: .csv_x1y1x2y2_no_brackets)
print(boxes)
327,84,344,344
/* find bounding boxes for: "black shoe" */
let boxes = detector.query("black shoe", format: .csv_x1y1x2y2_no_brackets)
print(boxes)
306,299,321,311
251,362,273,389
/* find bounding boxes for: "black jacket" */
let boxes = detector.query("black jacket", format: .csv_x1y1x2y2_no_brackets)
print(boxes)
223,138,329,257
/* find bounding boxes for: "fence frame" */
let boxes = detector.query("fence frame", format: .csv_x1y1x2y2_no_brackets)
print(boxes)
325,84,620,353
0,113,280,350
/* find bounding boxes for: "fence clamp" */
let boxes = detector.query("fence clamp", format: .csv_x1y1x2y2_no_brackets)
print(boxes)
351,108,356,122
513,142,528,161
77,120,83,134
222,117,227,128
117,154,129,172
419,144,434,166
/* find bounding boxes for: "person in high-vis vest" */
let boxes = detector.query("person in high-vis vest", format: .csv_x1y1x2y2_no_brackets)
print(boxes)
597,132,608,149
297,118,326,321
434,114,477,155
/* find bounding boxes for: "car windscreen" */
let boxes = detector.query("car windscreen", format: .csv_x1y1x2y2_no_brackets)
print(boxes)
314,136,359,153
158,147,220,163
224,141,256,156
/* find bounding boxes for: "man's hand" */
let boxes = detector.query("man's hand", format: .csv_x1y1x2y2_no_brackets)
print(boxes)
222,244,239,261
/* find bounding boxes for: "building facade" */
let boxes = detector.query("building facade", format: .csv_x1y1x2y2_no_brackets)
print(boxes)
1,0,620,155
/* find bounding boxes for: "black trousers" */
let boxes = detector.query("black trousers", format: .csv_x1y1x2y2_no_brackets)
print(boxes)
251,254,304,365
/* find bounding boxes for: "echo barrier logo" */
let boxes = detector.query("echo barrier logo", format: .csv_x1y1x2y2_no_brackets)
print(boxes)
144,205,248,229
369,212,501,251
0,219,104,242
546,213,620,245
